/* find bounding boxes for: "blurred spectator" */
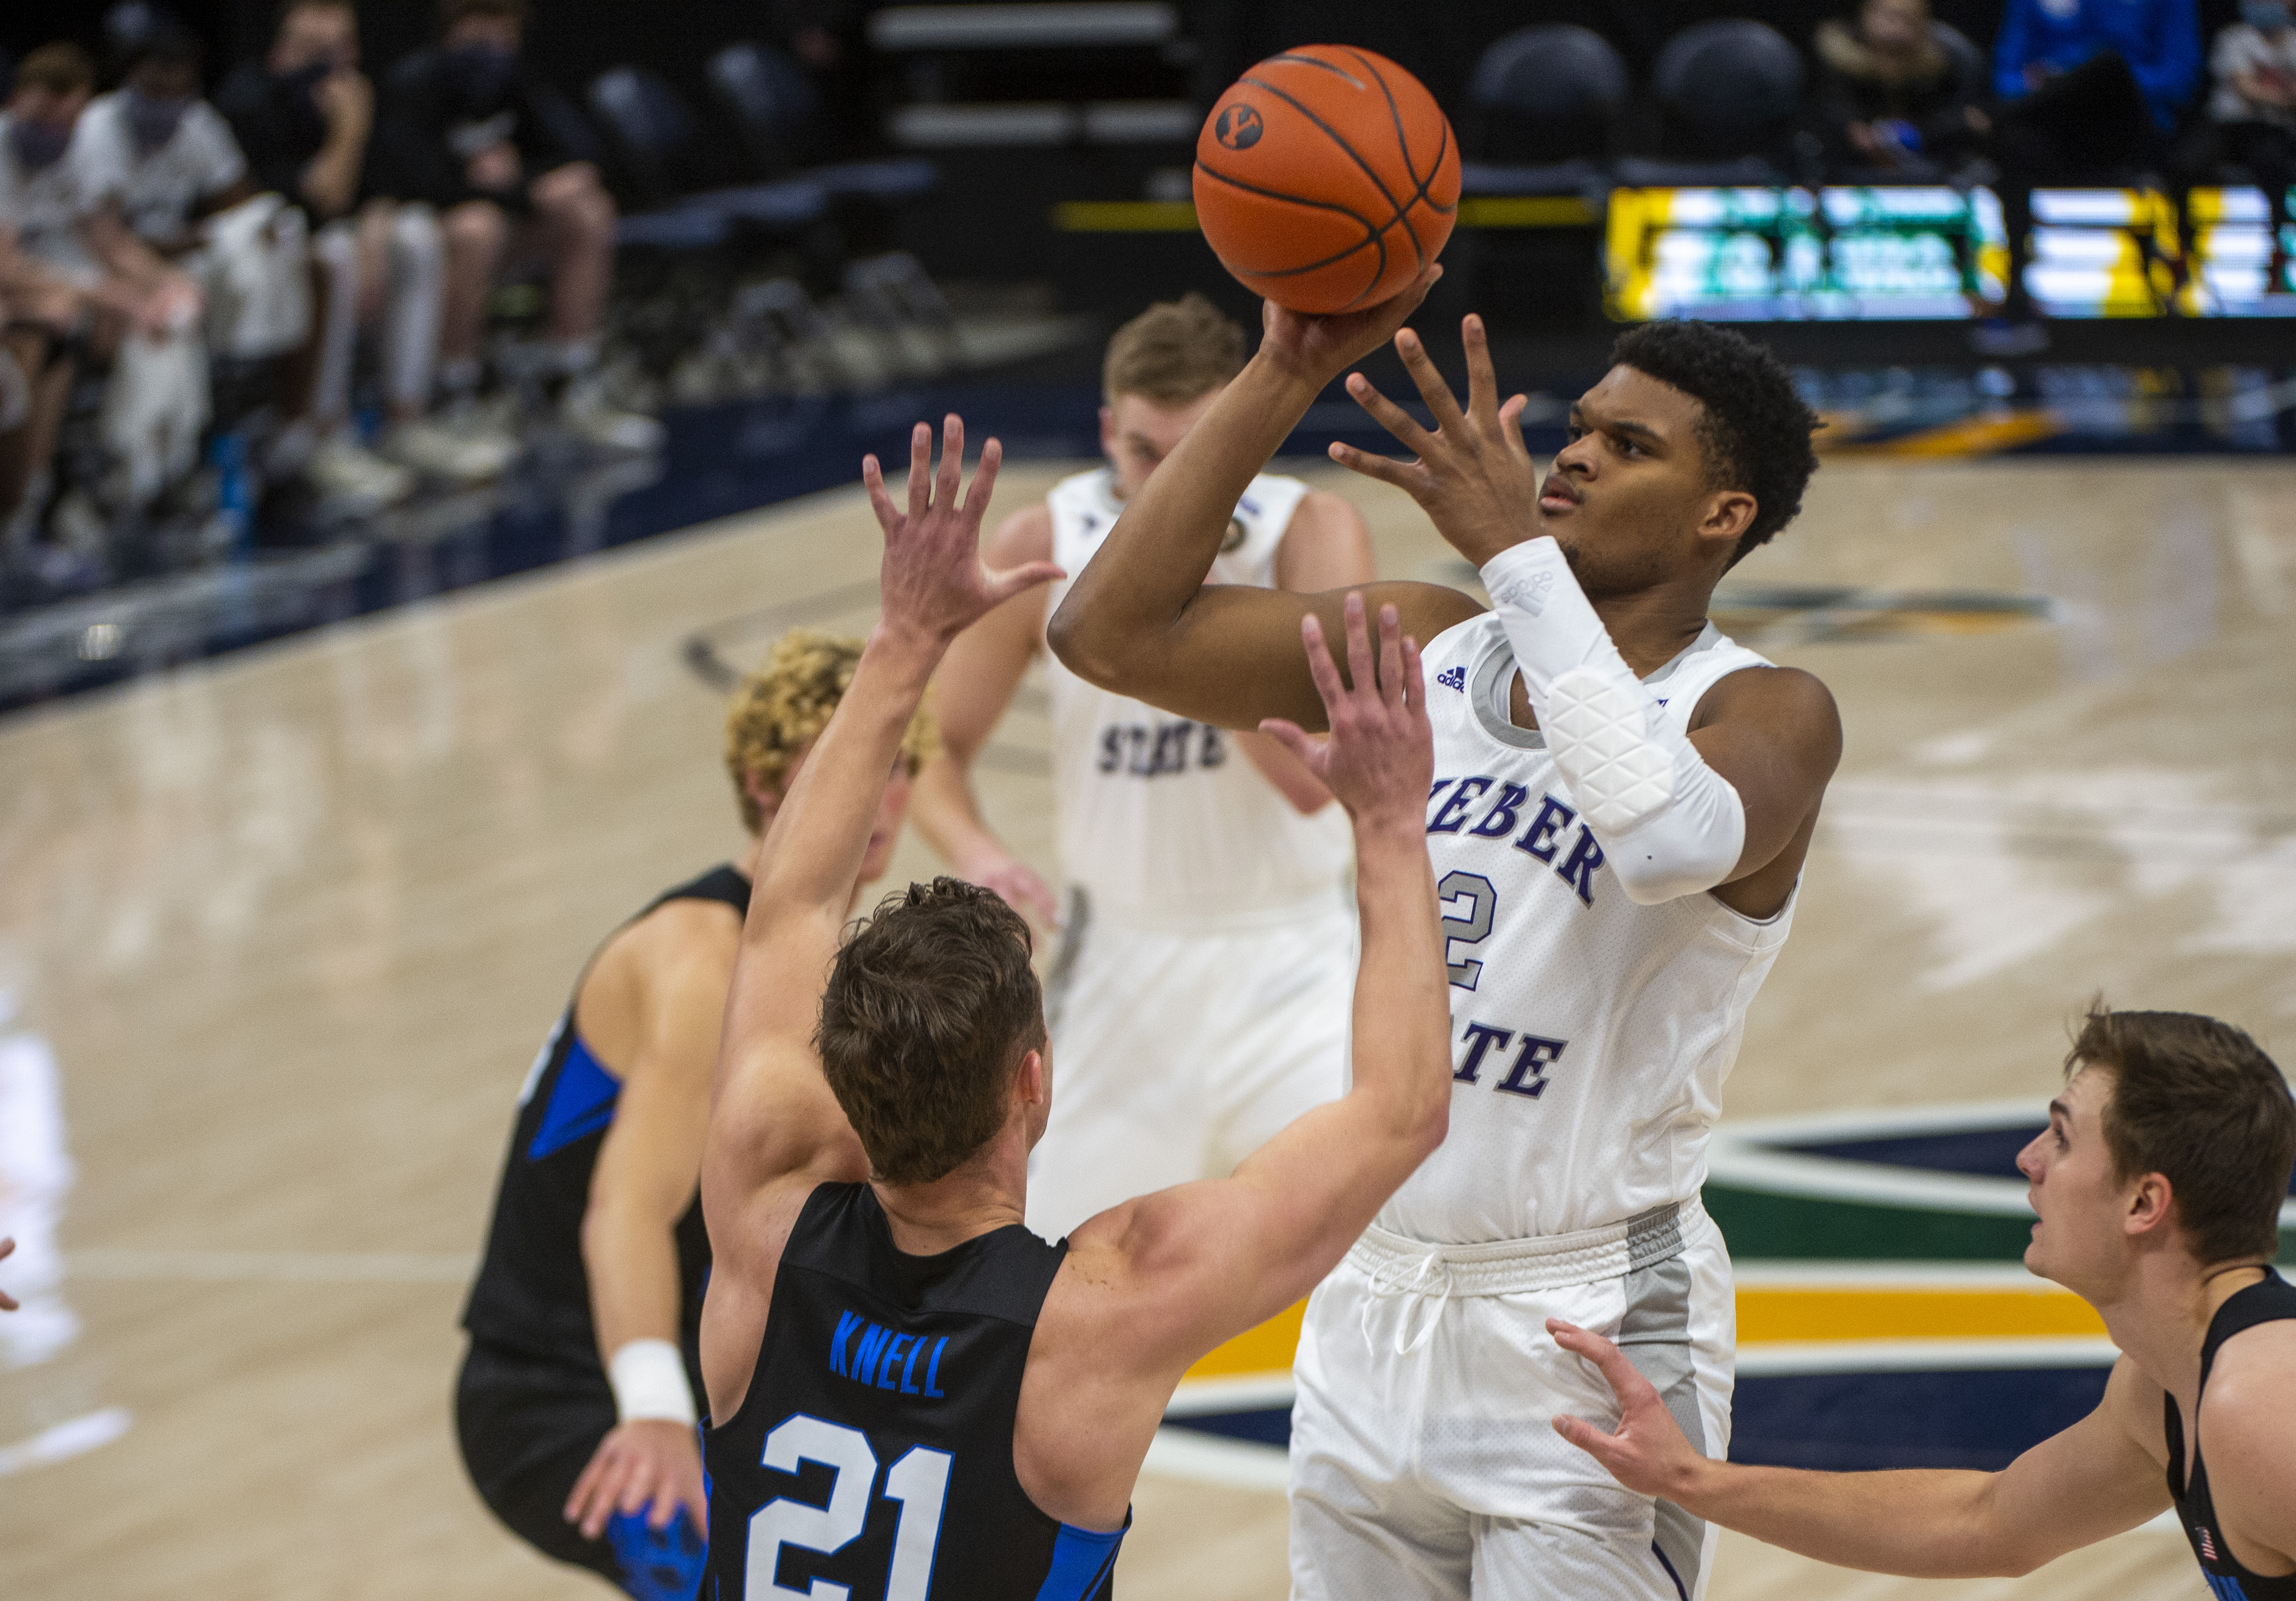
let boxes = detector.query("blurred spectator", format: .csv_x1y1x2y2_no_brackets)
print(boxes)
0,42,205,572
1984,0,2201,342
0,240,84,552
217,0,509,510
80,16,321,424
1814,0,1989,178
375,0,658,452
2173,0,2296,288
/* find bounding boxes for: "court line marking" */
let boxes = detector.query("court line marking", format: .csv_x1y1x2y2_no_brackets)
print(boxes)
64,1249,477,1283
1710,1101,2296,1228
1736,1337,2120,1374
1168,1374,1297,1415
0,1407,132,1477
1142,1427,1291,1492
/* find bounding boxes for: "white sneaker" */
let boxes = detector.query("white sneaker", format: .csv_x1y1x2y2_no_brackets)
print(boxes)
560,380,664,454
384,416,520,484
307,437,416,515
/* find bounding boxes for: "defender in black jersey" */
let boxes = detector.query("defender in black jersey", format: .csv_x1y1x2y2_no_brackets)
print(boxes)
1550,1004,2296,1594
697,416,1456,1601
457,633,933,1600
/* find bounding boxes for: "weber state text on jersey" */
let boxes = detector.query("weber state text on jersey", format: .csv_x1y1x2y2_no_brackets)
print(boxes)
1045,467,1348,922
1396,613,1798,1243
703,1184,1125,1601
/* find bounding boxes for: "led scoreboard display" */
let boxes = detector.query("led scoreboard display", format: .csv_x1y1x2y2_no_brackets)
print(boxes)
1605,185,2296,321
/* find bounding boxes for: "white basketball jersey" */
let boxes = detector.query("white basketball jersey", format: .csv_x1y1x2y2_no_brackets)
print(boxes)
1044,467,1351,927
1384,611,1797,1244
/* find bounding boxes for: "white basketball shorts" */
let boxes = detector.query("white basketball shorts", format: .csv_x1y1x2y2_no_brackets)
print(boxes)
1290,1200,1735,1601
1027,891,1356,1241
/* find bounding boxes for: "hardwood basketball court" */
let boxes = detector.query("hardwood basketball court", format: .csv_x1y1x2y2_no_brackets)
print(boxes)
5,451,2289,1599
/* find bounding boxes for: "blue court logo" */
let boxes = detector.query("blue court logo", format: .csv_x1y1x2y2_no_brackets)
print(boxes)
1215,104,1264,150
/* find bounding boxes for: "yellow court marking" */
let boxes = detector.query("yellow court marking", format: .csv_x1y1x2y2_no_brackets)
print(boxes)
1825,410,2066,458
1186,1300,1306,1380
1737,1286,2105,1342
1181,1285,2106,1383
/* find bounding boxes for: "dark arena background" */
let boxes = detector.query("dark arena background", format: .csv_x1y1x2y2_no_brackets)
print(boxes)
2,1,2290,1597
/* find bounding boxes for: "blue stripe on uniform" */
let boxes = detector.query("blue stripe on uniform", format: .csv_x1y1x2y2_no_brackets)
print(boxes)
1031,1517,1127,1601
528,1033,621,1159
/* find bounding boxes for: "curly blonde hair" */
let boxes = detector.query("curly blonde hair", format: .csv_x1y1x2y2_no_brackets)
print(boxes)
724,630,939,834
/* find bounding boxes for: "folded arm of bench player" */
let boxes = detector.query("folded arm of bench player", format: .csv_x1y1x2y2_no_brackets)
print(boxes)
1480,537,1745,904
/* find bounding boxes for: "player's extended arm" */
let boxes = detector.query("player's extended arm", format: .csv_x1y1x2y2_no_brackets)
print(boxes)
1225,490,1382,814
705,418,1063,1230
1077,596,1451,1357
1046,271,1481,733
907,506,1060,923
565,914,732,1539
1550,1323,2171,1578
1340,316,1839,905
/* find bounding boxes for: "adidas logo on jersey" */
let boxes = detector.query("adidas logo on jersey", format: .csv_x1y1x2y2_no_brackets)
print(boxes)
1436,666,1467,692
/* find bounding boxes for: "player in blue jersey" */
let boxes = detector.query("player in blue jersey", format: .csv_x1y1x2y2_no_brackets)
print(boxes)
694,415,1455,1600
1555,1005,2296,1599
456,632,931,1601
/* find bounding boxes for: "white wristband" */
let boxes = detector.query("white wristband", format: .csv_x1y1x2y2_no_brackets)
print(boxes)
608,1338,697,1426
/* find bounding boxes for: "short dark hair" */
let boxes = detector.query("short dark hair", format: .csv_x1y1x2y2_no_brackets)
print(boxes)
817,878,1046,1186
2069,1003,2294,1265
1607,320,1821,569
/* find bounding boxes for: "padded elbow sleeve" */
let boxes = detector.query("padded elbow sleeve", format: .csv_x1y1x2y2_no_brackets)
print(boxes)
1482,539,1746,903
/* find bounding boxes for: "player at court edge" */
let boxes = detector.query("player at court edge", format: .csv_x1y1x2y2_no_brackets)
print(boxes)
912,293,1376,1240
1048,274,1842,1601
694,414,1455,1600
455,633,935,1600
1553,1005,2296,1599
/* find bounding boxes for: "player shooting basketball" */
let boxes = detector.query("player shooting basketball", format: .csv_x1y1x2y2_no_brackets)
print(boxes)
694,415,1455,1599
1553,1005,2296,1599
1047,278,1841,1601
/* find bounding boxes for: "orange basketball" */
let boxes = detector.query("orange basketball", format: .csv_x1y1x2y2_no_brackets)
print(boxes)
1193,46,1461,315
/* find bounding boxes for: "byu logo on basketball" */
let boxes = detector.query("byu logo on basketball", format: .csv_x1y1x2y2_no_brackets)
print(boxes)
1215,104,1264,149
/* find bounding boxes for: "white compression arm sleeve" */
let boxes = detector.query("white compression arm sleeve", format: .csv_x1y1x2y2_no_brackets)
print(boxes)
1479,538,1745,904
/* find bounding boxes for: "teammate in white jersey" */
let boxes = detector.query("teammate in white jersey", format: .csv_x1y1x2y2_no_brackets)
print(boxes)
912,293,1377,1240
1046,277,1841,1601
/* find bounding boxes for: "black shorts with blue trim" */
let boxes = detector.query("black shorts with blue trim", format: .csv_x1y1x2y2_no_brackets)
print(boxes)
455,1337,706,1601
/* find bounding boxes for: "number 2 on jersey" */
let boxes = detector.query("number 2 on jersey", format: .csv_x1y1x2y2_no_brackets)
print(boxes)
1439,871,1497,989
750,1414,952,1600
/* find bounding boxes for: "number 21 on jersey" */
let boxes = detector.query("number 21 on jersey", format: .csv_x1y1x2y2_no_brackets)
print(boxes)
750,1414,950,1600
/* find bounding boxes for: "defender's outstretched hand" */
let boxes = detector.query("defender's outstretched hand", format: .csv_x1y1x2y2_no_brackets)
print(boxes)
1332,314,1541,569
862,416,1063,649
1258,593,1431,833
1548,1317,1709,1502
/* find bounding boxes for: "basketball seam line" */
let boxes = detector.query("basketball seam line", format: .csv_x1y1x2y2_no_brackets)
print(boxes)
1263,51,1369,90
1190,162,1387,281
1237,72,1412,234
1347,48,1457,224
1345,48,1426,271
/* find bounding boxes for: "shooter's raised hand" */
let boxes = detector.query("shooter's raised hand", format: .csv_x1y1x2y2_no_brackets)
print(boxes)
863,415,1063,650
1330,313,1541,569
1257,593,1432,836
1256,265,1442,392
